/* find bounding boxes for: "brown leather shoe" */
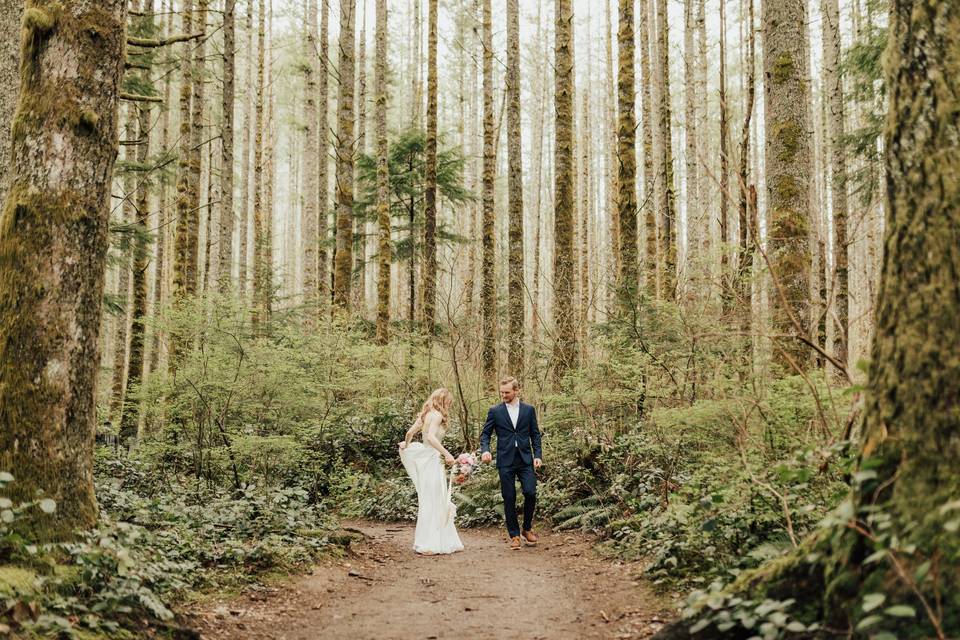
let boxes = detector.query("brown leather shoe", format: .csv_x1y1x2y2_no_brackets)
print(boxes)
521,529,539,546
510,536,522,550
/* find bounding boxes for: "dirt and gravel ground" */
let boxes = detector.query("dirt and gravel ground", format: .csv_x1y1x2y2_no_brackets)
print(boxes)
189,520,675,640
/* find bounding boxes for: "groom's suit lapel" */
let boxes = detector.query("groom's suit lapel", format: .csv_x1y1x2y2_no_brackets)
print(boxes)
499,402,517,431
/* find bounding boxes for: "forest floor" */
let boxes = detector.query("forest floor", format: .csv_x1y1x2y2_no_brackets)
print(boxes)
186,520,676,640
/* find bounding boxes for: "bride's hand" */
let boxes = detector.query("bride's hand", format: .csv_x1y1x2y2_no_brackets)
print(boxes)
443,453,455,466
398,441,408,451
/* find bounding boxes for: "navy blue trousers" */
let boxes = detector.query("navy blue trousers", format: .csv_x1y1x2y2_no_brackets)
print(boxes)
498,460,537,537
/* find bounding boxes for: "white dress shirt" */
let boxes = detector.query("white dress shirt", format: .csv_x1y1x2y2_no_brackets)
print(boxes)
506,399,521,449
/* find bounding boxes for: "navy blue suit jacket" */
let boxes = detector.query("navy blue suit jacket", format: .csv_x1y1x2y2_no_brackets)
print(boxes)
480,402,543,468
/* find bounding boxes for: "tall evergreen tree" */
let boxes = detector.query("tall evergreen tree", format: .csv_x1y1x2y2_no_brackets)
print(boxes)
506,0,525,372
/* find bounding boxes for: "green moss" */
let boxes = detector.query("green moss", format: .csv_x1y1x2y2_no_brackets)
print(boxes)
0,566,39,597
21,6,57,34
773,120,802,162
773,52,795,84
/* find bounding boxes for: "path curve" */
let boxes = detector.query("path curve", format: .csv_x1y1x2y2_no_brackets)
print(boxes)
190,521,673,639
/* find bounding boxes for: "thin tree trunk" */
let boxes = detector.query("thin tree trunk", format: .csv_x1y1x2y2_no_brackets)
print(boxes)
553,0,577,379
736,0,756,338
719,0,731,309
480,0,496,381
506,0,524,373
252,0,269,324
617,0,638,313
318,0,330,310
639,0,656,297
655,0,677,299
110,116,135,422
374,0,391,344
303,0,319,322
238,0,254,299
821,0,848,370
0,0,127,539
173,0,199,314
333,0,356,312
218,0,237,293
422,0,438,331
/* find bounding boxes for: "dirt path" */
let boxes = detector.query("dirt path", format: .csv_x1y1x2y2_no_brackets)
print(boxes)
189,521,674,640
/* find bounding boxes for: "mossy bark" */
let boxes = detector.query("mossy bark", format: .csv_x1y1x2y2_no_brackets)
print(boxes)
762,0,812,369
479,0,495,383
0,1,21,206
252,0,269,325
0,0,127,540
655,2,960,636
332,0,355,313
317,0,329,310
654,0,677,300
217,0,236,294
639,0,656,298
373,0,390,344
302,0,319,323
506,0,524,374
422,0,438,331
616,0,638,315
552,0,578,380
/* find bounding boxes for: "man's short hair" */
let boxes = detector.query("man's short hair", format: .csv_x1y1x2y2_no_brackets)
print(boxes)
499,376,519,390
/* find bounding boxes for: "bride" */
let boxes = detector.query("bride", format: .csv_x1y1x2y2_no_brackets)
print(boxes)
398,388,465,555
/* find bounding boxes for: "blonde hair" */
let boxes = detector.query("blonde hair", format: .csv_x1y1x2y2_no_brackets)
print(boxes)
499,376,519,391
415,388,453,428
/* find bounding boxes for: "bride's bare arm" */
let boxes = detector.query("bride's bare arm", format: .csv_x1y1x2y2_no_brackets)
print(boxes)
401,418,422,449
423,413,454,463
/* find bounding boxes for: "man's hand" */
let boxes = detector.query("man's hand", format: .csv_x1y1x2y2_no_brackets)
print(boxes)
481,452,492,463
533,458,542,470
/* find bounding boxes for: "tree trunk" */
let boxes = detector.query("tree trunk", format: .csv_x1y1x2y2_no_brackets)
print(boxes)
0,1,21,206
353,17,367,314
718,0,731,309
762,0,812,368
552,0,577,379
317,0,329,310
238,0,254,299
302,0,319,322
374,0,390,344
616,0,638,313
639,0,656,297
120,11,156,443
422,0,438,331
252,0,269,324
0,0,127,539
333,0,356,312
110,116,135,422
736,0,756,338
655,0,677,299
480,0,495,382
682,0,698,300
173,0,199,310
506,0,524,374
821,0,848,370
218,0,236,293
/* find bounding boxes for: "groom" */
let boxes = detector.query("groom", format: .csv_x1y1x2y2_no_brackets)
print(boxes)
480,376,543,550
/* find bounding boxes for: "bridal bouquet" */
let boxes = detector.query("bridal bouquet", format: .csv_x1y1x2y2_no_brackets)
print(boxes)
451,452,478,485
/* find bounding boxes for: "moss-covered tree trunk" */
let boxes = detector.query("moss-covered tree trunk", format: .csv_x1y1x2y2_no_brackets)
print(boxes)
302,0,319,322
480,0,495,382
217,0,236,293
762,0,811,369
422,0,437,331
654,0,676,299
252,0,269,324
616,0,638,314
0,1,21,206
332,0,355,313
655,2,960,636
639,0,656,298
237,0,254,299
119,43,155,444
552,0,577,379
718,0,730,309
506,0,524,374
374,0,390,344
0,0,127,539
109,115,134,420
317,0,329,310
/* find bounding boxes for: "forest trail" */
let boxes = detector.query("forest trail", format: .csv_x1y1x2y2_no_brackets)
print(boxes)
189,520,674,640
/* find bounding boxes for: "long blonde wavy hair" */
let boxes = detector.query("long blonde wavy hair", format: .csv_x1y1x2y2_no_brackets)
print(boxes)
414,388,453,429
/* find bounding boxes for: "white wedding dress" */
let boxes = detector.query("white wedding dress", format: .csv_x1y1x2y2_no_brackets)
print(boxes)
399,425,464,555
